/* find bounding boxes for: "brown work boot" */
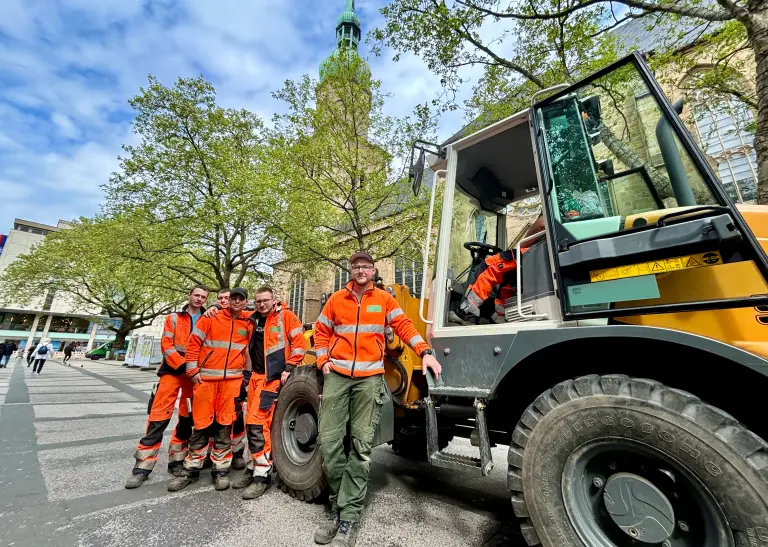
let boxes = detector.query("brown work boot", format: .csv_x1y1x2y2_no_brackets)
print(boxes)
330,520,358,547
231,455,246,470
167,474,198,492
232,471,253,489
124,473,148,489
314,509,340,545
241,480,268,500
213,474,230,491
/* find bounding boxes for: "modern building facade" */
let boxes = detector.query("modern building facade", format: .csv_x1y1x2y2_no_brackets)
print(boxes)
0,218,118,353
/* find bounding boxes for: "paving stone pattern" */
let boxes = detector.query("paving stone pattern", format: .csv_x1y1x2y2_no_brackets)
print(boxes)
0,357,526,547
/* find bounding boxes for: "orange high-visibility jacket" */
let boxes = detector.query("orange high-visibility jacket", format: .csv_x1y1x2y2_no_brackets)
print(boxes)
185,309,253,381
158,305,205,376
259,302,306,382
315,281,430,378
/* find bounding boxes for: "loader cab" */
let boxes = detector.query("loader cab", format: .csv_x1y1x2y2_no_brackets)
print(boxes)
422,53,768,343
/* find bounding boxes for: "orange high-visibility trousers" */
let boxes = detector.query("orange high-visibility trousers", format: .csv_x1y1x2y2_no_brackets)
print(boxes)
182,378,241,475
245,374,281,482
460,251,517,318
133,374,193,475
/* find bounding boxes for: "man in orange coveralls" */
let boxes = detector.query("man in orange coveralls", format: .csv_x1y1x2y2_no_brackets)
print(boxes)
124,286,208,489
454,215,545,325
167,287,253,492
231,286,305,499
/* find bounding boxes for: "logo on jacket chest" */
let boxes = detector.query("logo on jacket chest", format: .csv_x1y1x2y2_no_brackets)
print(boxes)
366,305,382,313
237,328,249,337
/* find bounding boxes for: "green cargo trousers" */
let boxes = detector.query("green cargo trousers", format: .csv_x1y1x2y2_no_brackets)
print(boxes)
318,371,384,522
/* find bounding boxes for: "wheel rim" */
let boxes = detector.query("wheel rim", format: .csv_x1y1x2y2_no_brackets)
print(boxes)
281,397,318,466
561,440,733,547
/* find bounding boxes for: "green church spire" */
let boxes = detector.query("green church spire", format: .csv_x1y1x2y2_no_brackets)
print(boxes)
320,0,369,82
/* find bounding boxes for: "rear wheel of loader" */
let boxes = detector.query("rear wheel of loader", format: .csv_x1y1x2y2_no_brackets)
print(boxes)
508,374,768,547
273,365,327,502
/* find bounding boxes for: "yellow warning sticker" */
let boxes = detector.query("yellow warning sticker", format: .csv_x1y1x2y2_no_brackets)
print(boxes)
590,251,721,282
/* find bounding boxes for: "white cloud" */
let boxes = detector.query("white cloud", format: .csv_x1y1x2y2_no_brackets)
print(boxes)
0,0,469,237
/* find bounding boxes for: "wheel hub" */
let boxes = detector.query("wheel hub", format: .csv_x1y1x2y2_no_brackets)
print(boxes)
603,472,675,544
294,413,317,445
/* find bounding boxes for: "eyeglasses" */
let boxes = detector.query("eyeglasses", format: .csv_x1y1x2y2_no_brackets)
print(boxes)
350,265,374,271
255,299,273,305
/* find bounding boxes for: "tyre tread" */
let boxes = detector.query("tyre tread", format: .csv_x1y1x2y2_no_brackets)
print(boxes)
507,374,768,546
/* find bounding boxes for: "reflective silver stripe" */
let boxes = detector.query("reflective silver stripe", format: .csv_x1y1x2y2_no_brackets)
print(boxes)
330,358,383,371
200,367,243,378
163,330,174,339
290,348,305,357
316,348,328,357
333,324,385,335
466,289,483,306
407,335,426,349
186,361,198,371
135,459,157,470
135,447,159,460
170,313,178,331
266,341,286,355
386,308,404,323
317,314,334,328
191,327,206,340
288,327,303,338
203,340,246,350
163,348,177,358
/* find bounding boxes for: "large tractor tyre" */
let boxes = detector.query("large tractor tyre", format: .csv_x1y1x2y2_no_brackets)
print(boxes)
509,374,768,547
272,366,327,502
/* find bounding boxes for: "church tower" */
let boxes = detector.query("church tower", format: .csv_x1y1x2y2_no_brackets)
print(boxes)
317,0,371,136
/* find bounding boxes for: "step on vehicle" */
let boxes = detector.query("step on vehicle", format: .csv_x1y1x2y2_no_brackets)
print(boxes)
272,52,768,546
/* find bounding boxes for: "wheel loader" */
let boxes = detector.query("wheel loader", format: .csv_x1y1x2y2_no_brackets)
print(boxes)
272,52,768,546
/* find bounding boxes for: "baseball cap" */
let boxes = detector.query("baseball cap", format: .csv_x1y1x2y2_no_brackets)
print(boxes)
349,251,374,264
231,287,248,299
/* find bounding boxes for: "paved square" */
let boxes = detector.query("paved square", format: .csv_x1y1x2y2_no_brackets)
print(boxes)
0,357,525,547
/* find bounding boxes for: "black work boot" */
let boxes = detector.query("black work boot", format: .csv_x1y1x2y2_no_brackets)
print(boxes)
167,464,184,477
213,474,230,491
232,471,253,489
231,453,246,470
167,473,198,492
314,509,340,545
331,520,358,547
124,473,148,489
241,479,268,500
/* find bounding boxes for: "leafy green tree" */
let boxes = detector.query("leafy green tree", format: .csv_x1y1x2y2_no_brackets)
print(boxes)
372,0,768,204
266,51,437,276
0,217,183,349
103,75,280,290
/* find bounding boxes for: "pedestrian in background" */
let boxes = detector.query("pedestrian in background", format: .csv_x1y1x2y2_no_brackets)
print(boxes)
63,342,75,365
26,342,37,366
0,341,8,368
312,251,442,547
32,338,54,375
1,341,17,367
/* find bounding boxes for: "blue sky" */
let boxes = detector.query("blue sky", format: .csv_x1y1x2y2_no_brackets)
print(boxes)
0,0,469,235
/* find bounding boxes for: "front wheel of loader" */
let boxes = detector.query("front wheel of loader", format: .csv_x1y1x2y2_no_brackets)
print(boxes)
273,365,327,502
509,374,768,547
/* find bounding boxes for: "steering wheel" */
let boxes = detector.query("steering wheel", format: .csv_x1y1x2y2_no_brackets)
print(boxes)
463,241,503,262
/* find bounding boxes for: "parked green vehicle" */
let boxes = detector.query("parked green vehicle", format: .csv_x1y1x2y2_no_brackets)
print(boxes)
85,340,130,360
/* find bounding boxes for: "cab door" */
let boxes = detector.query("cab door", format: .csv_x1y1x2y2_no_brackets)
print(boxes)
530,52,768,321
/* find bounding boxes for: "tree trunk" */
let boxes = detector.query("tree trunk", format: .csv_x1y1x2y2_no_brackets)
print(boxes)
113,326,131,350
747,7,768,204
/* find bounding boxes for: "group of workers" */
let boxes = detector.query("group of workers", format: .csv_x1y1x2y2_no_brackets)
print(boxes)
123,250,442,547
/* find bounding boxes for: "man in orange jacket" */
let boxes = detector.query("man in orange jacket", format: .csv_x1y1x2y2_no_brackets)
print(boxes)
231,286,306,499
167,287,253,492
124,286,208,489
454,214,545,325
312,251,443,547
